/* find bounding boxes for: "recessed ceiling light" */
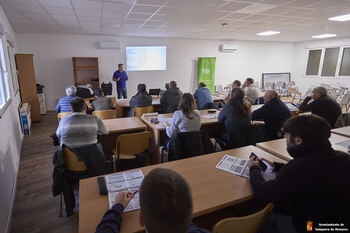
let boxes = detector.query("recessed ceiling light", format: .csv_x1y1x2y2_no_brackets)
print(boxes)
312,34,337,39
256,31,280,36
329,14,350,22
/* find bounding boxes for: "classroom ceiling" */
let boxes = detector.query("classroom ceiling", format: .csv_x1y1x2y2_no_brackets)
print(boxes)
1,0,350,42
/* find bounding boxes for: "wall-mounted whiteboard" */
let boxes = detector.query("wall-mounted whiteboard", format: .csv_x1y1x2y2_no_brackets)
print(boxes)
126,46,167,71
262,73,291,89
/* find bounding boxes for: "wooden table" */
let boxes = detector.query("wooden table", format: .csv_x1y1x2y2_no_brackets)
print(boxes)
256,133,350,161
212,94,226,102
115,99,160,118
331,126,350,138
142,109,224,163
98,117,146,159
251,103,299,116
79,145,286,233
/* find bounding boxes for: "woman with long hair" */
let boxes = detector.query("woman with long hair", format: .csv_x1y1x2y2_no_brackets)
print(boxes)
218,88,252,144
166,93,201,138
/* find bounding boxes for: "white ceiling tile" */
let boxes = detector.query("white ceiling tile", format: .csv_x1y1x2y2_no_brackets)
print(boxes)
236,3,277,14
131,4,160,14
261,0,291,5
44,7,75,16
148,13,166,20
218,2,253,12
2,0,39,5
103,2,132,12
75,8,101,17
102,10,127,18
1,3,16,12
78,16,101,23
262,6,294,15
38,0,72,8
51,15,77,21
283,0,325,8
71,0,102,10
141,25,159,29
144,19,164,26
128,12,152,20
157,6,185,16
222,13,250,20
102,16,124,24
137,0,167,6
80,22,100,27
125,18,144,24
13,4,47,14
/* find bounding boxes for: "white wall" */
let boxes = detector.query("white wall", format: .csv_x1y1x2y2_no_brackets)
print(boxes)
0,6,23,233
292,37,350,93
17,34,294,110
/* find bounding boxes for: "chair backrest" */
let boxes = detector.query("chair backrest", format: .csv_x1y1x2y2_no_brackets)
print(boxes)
57,112,72,122
212,203,274,233
215,85,223,93
134,106,154,118
168,131,214,161
340,93,350,105
275,81,284,88
264,82,273,90
116,131,152,155
335,113,350,128
92,110,116,120
63,147,87,171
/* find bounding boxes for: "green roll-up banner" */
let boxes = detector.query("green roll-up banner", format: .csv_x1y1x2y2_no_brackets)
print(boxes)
197,57,216,92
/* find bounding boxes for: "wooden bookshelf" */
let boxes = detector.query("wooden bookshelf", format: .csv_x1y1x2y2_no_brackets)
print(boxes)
72,57,99,89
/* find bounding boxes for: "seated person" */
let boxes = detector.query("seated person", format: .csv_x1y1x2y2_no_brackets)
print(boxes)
248,115,350,232
159,83,169,96
56,85,76,113
193,82,213,110
96,168,210,233
251,90,291,140
91,88,114,111
160,81,182,113
242,78,260,104
299,86,341,128
166,93,201,138
218,88,251,145
232,80,241,88
56,97,109,147
128,84,153,117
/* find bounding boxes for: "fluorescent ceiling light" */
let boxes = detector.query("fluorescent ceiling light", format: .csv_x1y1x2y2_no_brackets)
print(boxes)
329,14,350,22
256,31,280,36
312,34,336,39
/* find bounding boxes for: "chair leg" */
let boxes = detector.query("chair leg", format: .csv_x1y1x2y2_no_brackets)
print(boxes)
161,147,165,163
59,193,62,217
112,155,116,172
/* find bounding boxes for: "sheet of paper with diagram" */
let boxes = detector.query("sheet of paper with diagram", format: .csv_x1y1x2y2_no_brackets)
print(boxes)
105,170,144,212
216,154,275,181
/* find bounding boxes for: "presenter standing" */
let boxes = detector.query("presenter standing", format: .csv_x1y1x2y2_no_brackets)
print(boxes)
112,63,128,99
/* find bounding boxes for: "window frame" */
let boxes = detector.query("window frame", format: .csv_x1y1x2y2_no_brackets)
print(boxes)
0,36,12,118
305,46,350,78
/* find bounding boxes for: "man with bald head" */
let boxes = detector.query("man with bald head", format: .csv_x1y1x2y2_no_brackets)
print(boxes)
299,86,341,128
252,90,291,139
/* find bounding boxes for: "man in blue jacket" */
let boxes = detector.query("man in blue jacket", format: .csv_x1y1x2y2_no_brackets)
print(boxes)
112,64,128,99
251,90,291,140
56,85,76,113
193,82,213,109
95,168,209,233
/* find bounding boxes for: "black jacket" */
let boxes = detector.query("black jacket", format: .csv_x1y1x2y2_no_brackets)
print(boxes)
249,141,350,232
251,98,291,139
95,204,210,233
299,95,342,128
160,87,182,113
52,143,106,196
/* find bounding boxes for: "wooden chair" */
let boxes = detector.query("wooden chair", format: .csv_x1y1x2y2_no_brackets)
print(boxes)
59,147,88,217
288,87,302,102
92,110,116,120
133,106,154,118
212,203,274,233
112,131,152,171
57,112,72,122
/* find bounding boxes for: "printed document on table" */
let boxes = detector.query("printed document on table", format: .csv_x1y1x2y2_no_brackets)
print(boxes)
216,154,275,181
105,170,144,212
201,114,218,119
158,118,172,122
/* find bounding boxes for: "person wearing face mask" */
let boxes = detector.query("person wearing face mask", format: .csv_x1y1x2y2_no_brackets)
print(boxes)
299,86,341,128
247,115,350,233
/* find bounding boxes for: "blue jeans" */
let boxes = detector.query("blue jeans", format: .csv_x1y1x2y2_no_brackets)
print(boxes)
117,88,127,99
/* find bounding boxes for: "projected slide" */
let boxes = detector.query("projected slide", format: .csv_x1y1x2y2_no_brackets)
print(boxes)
126,46,166,71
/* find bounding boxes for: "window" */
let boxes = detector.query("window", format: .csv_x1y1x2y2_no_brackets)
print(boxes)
7,44,19,94
306,49,322,75
339,47,350,76
306,46,350,77
0,37,11,117
321,47,340,76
